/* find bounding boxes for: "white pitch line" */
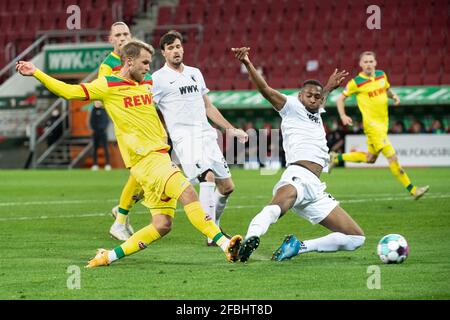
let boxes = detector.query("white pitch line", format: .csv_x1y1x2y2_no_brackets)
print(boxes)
0,199,118,207
0,192,449,207
0,194,449,222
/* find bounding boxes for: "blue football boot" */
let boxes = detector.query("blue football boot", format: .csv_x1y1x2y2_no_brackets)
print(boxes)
271,234,302,261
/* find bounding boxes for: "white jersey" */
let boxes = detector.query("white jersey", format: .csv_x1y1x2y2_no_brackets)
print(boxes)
152,63,217,142
278,95,330,168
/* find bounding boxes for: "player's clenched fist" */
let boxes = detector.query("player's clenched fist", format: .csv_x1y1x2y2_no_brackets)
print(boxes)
16,61,37,76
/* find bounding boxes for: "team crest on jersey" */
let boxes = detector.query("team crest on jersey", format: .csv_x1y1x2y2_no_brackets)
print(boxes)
138,241,147,249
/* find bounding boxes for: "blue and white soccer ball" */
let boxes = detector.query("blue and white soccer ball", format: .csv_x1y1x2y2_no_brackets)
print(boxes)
377,234,409,264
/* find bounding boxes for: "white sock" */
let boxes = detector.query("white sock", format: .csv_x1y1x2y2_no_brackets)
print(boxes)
108,250,118,263
245,205,281,240
214,190,229,226
301,233,365,253
219,239,230,252
199,182,216,243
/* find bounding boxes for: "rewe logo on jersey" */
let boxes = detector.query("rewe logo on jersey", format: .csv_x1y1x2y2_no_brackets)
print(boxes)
179,85,199,95
123,94,152,108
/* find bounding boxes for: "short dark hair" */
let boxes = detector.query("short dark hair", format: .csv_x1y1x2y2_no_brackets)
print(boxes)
302,79,323,89
159,30,183,50
121,40,154,63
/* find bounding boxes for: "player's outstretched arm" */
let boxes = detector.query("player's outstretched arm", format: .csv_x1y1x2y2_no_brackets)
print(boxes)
232,47,286,111
16,61,92,101
204,95,249,143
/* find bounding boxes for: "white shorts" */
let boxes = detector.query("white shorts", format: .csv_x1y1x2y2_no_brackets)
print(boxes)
172,135,231,183
273,165,339,224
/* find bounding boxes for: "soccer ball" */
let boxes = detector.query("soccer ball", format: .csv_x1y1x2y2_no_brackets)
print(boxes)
377,234,409,264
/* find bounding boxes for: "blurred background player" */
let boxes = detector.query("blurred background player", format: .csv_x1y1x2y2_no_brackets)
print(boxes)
232,47,365,263
96,22,141,241
153,31,249,246
89,104,111,171
330,51,429,200
16,40,243,267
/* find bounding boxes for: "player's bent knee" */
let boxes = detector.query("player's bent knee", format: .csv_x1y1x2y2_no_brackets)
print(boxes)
218,184,234,195
198,169,214,182
153,219,173,236
367,156,377,164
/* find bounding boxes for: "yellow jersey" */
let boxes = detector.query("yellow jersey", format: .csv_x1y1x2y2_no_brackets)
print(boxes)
96,51,133,166
98,51,122,77
34,69,169,168
343,70,390,135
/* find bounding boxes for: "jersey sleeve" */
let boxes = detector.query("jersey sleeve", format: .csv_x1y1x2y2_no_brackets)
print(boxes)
80,77,109,101
197,69,210,96
383,72,391,89
97,63,112,78
342,79,358,97
34,69,91,101
151,73,163,104
278,94,292,116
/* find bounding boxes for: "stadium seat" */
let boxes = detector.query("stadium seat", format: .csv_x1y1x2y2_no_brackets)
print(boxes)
441,73,450,85
388,73,405,86
422,74,441,85
406,74,423,86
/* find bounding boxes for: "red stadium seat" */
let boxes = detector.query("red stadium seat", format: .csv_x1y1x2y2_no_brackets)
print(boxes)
405,74,423,86
425,59,442,74
388,73,405,86
407,56,424,75
422,74,441,85
157,7,174,25
441,73,450,85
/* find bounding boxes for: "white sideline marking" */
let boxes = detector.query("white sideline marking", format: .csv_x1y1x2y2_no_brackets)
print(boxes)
0,194,448,222
0,192,447,207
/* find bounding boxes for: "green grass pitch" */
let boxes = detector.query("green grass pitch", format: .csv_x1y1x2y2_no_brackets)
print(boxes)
0,167,449,300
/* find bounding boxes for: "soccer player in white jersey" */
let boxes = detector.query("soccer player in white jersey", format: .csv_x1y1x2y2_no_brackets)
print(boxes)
232,47,366,262
152,31,248,245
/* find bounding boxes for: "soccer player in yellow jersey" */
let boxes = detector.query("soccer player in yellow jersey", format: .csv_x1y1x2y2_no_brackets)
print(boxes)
95,22,144,241
330,51,429,200
16,40,243,267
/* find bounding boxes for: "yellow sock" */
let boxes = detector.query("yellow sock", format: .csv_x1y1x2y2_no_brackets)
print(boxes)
388,160,416,195
184,201,228,248
119,175,143,210
341,152,368,163
115,224,161,257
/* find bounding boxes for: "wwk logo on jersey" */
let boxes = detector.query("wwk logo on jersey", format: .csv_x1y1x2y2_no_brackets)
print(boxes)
179,85,199,95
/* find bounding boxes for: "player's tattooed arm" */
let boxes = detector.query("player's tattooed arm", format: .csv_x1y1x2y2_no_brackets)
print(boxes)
232,47,287,111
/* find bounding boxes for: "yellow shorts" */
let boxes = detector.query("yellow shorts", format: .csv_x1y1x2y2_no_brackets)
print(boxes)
130,151,189,217
366,134,396,158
